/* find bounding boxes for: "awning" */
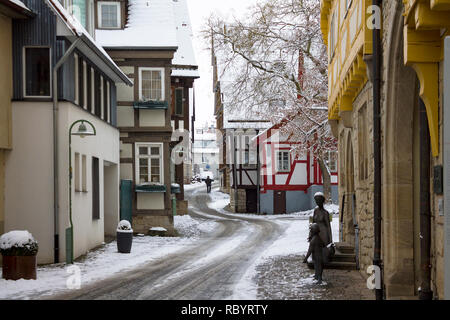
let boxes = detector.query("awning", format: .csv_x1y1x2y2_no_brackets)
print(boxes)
135,184,167,193
133,101,169,109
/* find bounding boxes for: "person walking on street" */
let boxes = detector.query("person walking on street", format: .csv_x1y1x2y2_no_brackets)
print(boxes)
205,176,212,193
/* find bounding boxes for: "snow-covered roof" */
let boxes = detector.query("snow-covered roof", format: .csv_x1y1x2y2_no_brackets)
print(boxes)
223,104,271,130
95,0,178,50
47,0,131,85
171,0,199,78
7,0,29,11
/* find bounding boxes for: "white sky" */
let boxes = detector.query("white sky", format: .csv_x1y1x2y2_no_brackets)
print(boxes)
186,0,258,128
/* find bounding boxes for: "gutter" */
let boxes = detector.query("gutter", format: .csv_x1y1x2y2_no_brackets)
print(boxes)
372,0,383,300
52,38,81,263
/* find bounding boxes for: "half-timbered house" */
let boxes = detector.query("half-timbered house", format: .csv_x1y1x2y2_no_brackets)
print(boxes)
95,0,196,233
170,0,199,214
257,126,338,214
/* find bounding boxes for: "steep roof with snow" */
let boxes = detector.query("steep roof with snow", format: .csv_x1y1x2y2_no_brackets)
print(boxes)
171,0,199,78
95,0,178,50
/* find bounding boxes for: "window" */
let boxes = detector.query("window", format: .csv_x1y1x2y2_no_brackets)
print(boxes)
24,47,51,97
329,11,336,58
358,104,368,180
74,152,81,192
97,1,121,29
78,56,85,107
324,151,338,173
103,78,108,121
175,88,183,115
94,70,101,117
86,66,92,111
139,68,164,101
74,54,79,104
82,155,87,191
136,143,163,184
276,150,290,172
92,157,100,220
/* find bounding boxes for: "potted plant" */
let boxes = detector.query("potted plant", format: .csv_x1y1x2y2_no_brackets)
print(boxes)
0,230,38,280
117,220,133,253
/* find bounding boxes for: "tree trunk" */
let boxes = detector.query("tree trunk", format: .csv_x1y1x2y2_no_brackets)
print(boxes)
317,157,332,203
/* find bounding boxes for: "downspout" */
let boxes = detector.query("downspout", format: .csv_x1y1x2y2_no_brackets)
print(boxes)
233,131,238,212
372,0,383,300
419,98,433,300
52,38,81,263
256,130,260,214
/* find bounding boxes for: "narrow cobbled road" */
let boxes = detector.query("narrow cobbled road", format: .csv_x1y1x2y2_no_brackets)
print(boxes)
48,184,283,300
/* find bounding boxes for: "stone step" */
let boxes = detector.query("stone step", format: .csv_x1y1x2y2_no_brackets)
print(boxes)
307,260,357,270
335,242,355,254
332,252,356,263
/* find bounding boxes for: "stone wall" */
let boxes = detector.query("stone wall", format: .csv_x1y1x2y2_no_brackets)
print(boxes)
132,214,175,236
229,188,246,213
337,82,374,276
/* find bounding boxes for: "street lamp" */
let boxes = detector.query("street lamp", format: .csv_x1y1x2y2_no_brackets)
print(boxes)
66,120,96,264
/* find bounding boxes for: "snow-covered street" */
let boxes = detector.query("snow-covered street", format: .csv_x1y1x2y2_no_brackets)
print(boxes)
0,182,365,300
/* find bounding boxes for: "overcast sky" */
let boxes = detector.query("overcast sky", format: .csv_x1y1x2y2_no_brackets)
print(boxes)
186,0,258,128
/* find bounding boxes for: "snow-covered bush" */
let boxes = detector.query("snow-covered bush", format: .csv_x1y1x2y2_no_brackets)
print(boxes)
117,220,133,233
0,230,38,256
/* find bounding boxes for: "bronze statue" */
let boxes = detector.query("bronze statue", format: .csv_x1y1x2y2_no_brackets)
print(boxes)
312,192,332,245
303,223,324,283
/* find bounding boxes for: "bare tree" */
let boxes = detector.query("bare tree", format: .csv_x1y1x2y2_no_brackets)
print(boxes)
203,0,336,201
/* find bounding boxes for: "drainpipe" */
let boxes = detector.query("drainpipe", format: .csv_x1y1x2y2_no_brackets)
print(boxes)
372,0,383,300
256,130,260,214
52,38,81,263
233,131,238,212
419,98,433,300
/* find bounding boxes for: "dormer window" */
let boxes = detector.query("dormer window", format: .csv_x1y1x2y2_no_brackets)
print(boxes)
97,1,121,29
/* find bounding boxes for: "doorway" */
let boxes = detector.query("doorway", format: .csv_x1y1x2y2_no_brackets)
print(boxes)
273,190,286,214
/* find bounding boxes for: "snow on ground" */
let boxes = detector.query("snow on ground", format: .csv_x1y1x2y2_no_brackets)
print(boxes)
201,188,340,300
183,182,204,191
0,215,217,300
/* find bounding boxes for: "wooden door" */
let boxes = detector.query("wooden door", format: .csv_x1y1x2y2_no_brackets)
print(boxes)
246,189,257,213
273,190,286,214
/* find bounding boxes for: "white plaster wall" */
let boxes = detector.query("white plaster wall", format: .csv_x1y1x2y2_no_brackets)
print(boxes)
120,141,133,158
5,102,120,264
137,193,164,210
120,163,133,180
290,163,308,185
117,106,134,127
5,102,54,264
59,102,120,262
117,81,134,102
139,109,165,127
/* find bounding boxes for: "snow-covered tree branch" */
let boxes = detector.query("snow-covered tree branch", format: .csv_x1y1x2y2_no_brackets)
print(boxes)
202,0,337,201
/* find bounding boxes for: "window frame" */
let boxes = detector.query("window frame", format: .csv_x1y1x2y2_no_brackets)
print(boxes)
174,87,184,116
325,150,338,173
138,67,165,102
97,1,121,29
135,142,164,185
276,150,291,173
23,46,52,98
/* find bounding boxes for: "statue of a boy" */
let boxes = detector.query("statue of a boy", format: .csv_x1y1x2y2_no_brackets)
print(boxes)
303,223,324,284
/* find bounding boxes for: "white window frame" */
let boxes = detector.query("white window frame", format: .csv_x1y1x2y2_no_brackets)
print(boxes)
97,1,121,29
276,150,291,173
138,67,165,101
135,142,164,185
23,46,52,98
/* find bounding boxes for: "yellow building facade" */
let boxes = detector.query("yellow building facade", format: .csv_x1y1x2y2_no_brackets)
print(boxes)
321,0,450,299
